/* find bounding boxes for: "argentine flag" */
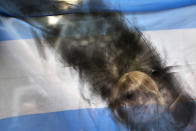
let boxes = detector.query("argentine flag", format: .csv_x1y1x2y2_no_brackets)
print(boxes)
0,0,196,130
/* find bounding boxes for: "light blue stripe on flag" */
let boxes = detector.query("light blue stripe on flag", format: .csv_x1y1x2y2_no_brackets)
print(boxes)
0,0,196,17
0,108,127,131
1,5,196,41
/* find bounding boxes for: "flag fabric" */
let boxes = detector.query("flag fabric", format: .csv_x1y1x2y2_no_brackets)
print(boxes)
0,1,196,131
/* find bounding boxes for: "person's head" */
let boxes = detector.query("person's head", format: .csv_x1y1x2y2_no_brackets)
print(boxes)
110,71,165,110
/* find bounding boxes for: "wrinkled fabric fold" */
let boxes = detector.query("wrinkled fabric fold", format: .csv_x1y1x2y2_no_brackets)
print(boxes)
0,0,196,17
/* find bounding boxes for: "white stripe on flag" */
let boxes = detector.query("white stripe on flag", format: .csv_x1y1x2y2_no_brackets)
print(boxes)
1,28,196,119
